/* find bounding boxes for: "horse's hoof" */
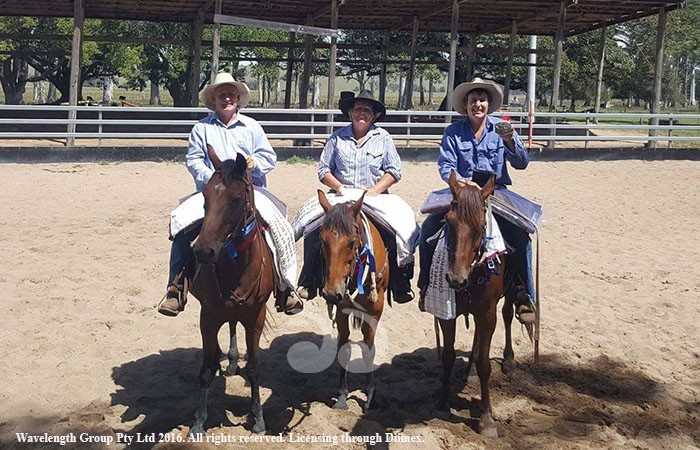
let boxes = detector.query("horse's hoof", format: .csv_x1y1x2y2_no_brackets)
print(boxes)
224,365,241,377
480,415,499,438
332,400,348,410
433,408,451,420
251,420,266,434
501,359,515,375
479,423,499,438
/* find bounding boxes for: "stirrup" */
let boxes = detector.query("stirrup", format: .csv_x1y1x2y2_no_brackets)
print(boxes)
157,285,186,317
514,288,536,325
276,290,303,315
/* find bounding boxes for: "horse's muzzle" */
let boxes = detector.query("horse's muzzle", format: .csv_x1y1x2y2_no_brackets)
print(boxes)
446,272,470,292
193,245,219,265
322,285,345,306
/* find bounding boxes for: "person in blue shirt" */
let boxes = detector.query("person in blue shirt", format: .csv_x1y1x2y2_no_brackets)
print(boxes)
296,91,418,304
158,73,301,317
418,77,535,324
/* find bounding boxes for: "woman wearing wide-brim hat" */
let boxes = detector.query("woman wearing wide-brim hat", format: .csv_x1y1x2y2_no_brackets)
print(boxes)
417,77,537,324
293,90,420,305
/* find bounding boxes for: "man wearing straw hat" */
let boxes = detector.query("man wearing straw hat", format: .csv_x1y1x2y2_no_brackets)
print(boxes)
417,77,536,324
158,73,301,317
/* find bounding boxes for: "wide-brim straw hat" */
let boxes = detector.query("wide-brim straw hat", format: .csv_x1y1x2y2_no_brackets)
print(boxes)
339,90,386,122
202,72,251,111
452,77,503,115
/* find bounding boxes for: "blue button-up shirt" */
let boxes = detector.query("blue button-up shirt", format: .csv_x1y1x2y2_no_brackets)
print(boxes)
438,116,528,186
186,113,277,190
318,124,402,189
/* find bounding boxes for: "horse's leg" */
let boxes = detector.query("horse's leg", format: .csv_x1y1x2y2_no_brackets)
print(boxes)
474,304,499,438
502,293,516,374
244,306,267,433
224,321,241,377
190,311,223,439
434,318,456,419
360,318,377,412
332,312,351,410
465,319,479,380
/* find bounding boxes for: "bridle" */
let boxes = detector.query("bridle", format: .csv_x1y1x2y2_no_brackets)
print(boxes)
207,170,266,303
445,196,491,288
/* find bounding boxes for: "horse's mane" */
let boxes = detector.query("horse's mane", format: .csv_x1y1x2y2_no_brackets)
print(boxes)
454,186,483,230
322,204,355,235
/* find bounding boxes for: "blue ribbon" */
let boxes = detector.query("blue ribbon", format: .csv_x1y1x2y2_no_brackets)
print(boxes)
356,243,376,295
223,217,257,261
225,235,238,259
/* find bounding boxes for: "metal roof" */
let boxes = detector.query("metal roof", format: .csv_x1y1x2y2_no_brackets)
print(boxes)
0,0,686,37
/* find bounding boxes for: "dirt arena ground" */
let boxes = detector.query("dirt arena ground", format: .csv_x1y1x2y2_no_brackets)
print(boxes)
0,158,698,450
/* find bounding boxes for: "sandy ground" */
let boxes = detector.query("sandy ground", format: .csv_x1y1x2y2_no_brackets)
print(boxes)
0,159,698,450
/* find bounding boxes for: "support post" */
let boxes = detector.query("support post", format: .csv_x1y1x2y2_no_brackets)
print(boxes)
189,8,204,107
648,7,666,149
326,0,338,108
503,20,517,106
594,26,607,124
466,33,477,80
284,32,296,108
379,31,389,103
66,0,84,147
299,15,313,109
404,16,419,109
691,67,697,107
446,0,459,114
210,0,222,83
548,1,566,149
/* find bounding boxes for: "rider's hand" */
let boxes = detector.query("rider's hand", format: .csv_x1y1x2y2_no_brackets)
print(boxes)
245,155,256,169
365,187,380,196
457,179,480,189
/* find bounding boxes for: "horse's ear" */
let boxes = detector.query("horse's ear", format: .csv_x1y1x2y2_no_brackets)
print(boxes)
318,189,332,213
234,152,248,176
207,144,223,170
350,192,365,218
448,170,460,197
481,175,496,200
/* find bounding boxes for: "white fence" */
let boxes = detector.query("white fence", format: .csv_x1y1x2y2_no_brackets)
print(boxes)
1,105,699,148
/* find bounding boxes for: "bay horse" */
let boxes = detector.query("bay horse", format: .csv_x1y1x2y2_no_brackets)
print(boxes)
188,148,275,436
317,190,389,412
434,171,521,438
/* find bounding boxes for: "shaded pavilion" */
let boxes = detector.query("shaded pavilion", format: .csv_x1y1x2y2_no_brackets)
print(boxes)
0,0,687,145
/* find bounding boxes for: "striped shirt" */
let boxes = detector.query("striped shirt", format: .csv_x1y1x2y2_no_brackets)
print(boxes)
186,112,277,191
318,124,402,189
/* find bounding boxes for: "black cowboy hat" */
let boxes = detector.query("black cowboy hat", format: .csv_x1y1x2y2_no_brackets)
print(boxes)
339,90,386,122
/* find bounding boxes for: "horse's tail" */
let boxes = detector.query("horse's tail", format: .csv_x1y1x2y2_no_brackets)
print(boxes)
434,316,442,360
522,322,534,343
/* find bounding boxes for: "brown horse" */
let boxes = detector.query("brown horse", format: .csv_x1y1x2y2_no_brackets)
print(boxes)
187,149,275,436
434,171,520,438
317,190,389,412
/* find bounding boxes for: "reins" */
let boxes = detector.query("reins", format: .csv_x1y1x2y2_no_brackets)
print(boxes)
208,170,267,304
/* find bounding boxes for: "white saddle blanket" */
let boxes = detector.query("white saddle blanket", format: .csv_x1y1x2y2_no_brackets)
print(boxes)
168,189,297,292
290,188,420,266
424,204,507,320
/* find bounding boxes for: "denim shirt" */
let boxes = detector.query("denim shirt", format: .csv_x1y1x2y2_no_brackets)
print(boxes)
186,113,277,190
438,116,528,186
318,124,402,189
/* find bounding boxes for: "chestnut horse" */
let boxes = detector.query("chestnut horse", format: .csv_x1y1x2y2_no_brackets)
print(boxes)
188,150,275,436
317,190,389,412
434,171,521,438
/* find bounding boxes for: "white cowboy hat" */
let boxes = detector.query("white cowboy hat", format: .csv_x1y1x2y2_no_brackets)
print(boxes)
202,72,251,111
451,77,503,115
